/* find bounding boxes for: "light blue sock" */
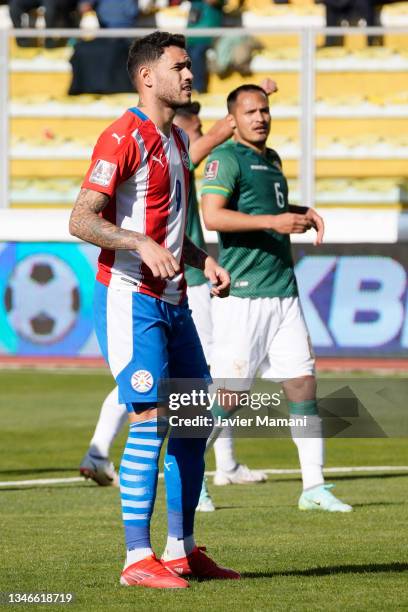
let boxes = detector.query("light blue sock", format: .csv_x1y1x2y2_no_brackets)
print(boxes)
120,416,167,566
163,435,207,559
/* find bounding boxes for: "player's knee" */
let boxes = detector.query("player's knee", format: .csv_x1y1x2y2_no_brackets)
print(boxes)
127,403,168,435
283,375,316,401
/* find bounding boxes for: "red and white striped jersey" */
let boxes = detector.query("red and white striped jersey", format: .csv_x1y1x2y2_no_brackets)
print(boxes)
82,107,191,305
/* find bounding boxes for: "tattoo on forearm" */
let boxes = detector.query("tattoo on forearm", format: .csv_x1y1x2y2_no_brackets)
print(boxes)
69,188,148,250
182,236,208,270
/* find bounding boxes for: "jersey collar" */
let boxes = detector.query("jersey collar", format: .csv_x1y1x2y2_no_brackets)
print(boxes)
128,107,149,121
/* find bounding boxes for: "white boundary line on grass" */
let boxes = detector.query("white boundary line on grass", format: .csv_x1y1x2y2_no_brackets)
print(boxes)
1,465,408,488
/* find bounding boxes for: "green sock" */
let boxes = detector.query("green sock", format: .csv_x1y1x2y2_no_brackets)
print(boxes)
288,399,318,416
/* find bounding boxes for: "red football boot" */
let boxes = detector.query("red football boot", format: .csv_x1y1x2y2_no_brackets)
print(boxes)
162,546,240,580
120,554,189,589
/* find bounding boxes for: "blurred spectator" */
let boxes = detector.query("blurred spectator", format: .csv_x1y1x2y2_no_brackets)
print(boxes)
323,0,383,46
9,0,79,47
212,35,262,78
187,0,225,93
69,0,138,94
77,0,138,28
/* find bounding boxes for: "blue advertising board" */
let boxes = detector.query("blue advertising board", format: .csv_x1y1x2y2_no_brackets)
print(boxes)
0,242,99,357
0,242,407,358
293,244,408,357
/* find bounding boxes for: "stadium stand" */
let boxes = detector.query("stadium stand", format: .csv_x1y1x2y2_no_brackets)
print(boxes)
2,0,408,212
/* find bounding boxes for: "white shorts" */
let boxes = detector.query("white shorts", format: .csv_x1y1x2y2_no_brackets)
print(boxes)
211,295,315,389
187,283,212,364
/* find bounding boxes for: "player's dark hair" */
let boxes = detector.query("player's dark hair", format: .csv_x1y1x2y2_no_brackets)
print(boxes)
227,84,267,113
127,31,186,82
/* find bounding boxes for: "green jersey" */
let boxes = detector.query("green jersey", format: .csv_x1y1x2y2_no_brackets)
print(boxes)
185,169,207,287
201,140,298,299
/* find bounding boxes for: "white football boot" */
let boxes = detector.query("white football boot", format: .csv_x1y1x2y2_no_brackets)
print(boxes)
213,464,268,486
79,451,119,487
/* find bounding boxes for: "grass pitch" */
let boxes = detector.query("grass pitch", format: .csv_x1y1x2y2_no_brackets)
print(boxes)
1,370,408,611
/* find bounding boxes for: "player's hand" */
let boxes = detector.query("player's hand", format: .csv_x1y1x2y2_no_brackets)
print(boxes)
259,77,278,96
268,212,313,235
137,238,181,280
204,257,230,298
304,208,324,245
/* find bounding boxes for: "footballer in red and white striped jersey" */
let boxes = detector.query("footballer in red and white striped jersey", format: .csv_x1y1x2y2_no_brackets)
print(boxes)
82,106,191,305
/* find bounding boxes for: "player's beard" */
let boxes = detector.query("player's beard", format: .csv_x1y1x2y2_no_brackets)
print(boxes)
157,81,192,110
158,94,191,110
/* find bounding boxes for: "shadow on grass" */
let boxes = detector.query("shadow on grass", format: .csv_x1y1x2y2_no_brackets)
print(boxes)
327,473,408,482
0,468,76,476
273,472,408,484
352,501,406,508
215,505,247,511
0,483,92,492
241,562,408,579
214,501,405,512
215,504,296,511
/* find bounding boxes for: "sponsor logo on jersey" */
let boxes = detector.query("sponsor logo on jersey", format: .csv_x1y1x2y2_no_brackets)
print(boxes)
181,151,190,169
112,132,125,145
204,160,219,180
234,280,249,288
131,369,154,393
152,153,165,168
250,164,269,171
89,159,117,187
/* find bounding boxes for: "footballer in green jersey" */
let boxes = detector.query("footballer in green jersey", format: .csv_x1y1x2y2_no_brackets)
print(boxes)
202,84,352,513
202,139,297,298
184,159,207,287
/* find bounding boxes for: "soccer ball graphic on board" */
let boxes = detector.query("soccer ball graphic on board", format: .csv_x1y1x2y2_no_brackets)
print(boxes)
4,254,80,345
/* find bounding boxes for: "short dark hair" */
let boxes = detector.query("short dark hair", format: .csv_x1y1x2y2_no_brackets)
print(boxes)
127,31,186,82
227,84,267,113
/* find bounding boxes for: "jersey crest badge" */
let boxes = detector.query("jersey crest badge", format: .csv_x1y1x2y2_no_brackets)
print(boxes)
204,160,219,180
131,370,154,393
89,159,117,187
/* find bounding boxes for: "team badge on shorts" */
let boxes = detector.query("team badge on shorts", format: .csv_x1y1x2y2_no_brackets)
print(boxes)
204,160,219,180
89,159,117,187
131,370,154,393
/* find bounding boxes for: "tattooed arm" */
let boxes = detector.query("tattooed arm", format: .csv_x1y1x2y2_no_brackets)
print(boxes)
69,188,180,279
69,188,147,250
182,236,230,298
